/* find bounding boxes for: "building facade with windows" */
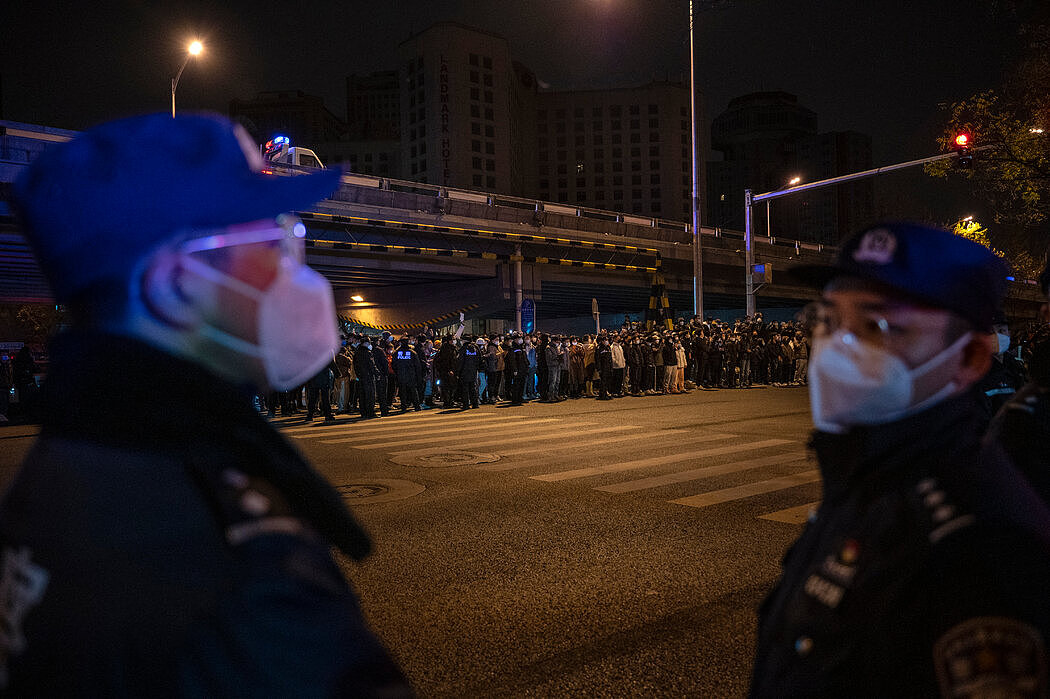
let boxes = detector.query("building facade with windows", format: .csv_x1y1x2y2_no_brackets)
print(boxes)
535,82,697,221
707,91,873,244
397,22,538,196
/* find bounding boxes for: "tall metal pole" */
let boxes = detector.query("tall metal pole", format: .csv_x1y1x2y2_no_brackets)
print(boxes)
745,189,755,316
689,0,704,318
171,55,191,118
514,244,523,333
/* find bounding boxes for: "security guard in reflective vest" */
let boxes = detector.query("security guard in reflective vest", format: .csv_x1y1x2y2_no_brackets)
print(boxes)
750,223,1050,697
458,338,482,409
391,336,423,412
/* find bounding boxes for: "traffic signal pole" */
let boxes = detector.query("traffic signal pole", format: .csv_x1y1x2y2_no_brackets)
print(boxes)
742,147,989,316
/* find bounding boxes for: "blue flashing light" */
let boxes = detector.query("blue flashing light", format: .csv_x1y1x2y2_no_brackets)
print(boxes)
1006,276,1015,281
753,264,766,273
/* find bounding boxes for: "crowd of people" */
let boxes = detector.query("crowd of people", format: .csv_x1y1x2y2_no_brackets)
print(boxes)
261,314,817,420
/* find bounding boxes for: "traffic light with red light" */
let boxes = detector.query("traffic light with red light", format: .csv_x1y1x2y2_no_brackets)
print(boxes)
953,133,974,168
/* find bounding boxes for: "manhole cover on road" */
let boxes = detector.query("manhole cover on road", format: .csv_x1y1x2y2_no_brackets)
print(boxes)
335,479,425,504
389,450,501,468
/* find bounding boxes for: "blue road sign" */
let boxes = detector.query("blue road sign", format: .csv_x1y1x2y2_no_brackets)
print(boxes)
521,298,535,333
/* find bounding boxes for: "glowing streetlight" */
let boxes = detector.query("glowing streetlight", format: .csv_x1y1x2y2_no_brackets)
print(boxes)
171,40,204,117
350,295,365,302
787,176,801,186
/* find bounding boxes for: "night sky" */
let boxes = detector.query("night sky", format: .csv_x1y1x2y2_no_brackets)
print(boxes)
3,0,1020,223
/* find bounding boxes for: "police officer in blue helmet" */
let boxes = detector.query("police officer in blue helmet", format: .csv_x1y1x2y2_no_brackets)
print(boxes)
750,223,1050,697
0,113,411,696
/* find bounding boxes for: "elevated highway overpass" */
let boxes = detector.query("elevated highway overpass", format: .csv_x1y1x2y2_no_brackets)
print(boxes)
2,120,1044,332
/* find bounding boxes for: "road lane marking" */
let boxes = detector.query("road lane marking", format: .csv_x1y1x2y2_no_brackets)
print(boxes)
477,428,705,469
386,424,632,455
326,419,567,447
530,438,793,482
278,409,515,434
287,414,536,439
594,451,809,493
759,501,822,524
670,470,821,509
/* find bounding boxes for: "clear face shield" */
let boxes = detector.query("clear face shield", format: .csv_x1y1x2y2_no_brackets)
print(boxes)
171,215,338,391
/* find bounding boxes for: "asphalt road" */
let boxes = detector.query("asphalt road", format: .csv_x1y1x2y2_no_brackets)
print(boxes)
0,386,817,698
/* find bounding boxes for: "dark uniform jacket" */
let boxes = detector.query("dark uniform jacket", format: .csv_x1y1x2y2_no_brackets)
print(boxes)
985,381,1050,505
751,394,1050,698
458,345,480,380
353,343,379,380
0,332,410,697
391,346,422,385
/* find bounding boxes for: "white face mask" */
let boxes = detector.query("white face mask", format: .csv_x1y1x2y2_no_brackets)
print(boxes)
996,333,1011,354
808,330,972,433
180,254,338,391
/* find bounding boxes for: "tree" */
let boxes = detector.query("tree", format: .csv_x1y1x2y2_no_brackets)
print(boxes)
927,2,1049,274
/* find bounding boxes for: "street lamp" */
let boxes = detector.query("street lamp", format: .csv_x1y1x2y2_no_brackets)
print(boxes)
766,176,802,238
688,0,704,318
171,40,203,118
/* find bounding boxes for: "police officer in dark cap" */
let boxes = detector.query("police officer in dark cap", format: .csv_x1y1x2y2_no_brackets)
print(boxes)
0,113,410,695
391,335,423,412
750,222,1050,697
984,258,1050,504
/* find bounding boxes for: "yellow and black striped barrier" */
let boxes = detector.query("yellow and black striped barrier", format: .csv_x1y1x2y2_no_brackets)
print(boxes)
307,238,657,273
298,211,660,255
340,303,480,332
645,271,674,331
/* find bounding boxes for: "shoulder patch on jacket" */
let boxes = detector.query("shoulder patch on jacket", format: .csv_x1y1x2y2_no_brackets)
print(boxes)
934,616,1047,697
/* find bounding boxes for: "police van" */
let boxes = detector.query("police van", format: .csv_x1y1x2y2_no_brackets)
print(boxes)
262,135,324,169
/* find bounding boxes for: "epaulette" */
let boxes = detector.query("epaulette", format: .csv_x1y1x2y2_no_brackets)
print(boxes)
915,476,976,545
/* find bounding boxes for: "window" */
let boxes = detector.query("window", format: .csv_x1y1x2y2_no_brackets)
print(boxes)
593,163,605,174
610,105,622,116
539,150,549,162
629,105,640,115
611,120,622,130
592,107,602,117
649,160,659,170
483,74,493,86
613,190,624,200
473,174,483,186
472,156,482,169
630,119,640,130
593,135,603,146
651,187,661,197
649,118,659,128
486,159,495,171
471,87,480,100
613,175,623,185
649,132,659,142
575,135,585,146
576,177,586,188
485,125,494,137
648,104,658,114
470,53,479,66
471,123,481,135
556,122,566,134
485,107,494,120
483,56,492,69
485,142,495,154
576,162,585,174
484,91,493,103
596,190,606,200
594,176,605,186
593,121,602,131
631,147,641,158
630,133,641,144
611,134,622,144
471,105,481,118
576,191,588,202
632,174,642,185
612,147,622,158
470,71,479,83
631,161,641,171
650,146,660,157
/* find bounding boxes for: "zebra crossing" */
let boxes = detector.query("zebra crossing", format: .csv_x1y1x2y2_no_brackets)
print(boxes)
273,407,820,522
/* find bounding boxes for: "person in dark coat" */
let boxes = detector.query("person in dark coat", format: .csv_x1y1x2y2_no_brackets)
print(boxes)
750,223,1050,698
372,339,392,417
458,338,482,409
596,335,615,400
305,355,336,423
0,113,410,696
391,337,423,412
352,337,379,419
433,339,459,408
506,334,528,405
